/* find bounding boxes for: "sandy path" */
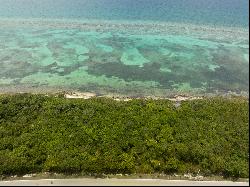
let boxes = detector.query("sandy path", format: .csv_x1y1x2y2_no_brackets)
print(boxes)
0,178,249,186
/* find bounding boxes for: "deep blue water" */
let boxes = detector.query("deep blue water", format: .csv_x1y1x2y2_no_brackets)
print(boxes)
0,0,249,27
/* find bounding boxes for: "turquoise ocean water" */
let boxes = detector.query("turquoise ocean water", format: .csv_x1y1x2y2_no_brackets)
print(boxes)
0,0,249,97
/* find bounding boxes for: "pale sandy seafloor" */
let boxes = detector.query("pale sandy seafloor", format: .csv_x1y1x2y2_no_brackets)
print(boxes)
0,18,249,98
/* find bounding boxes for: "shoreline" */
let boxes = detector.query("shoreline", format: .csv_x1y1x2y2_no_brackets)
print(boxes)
0,90,248,102
62,91,250,102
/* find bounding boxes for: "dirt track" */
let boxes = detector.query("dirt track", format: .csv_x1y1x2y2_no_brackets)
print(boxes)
0,178,249,186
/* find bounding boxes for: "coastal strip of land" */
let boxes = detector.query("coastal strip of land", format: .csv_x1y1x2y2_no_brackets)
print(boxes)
0,94,248,180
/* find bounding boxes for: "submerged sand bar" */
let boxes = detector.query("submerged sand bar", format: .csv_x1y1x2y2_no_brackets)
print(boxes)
0,18,248,41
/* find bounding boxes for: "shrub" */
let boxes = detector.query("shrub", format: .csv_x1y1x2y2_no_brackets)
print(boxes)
0,94,248,178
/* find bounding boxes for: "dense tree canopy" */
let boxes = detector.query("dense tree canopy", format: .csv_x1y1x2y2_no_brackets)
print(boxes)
0,94,248,178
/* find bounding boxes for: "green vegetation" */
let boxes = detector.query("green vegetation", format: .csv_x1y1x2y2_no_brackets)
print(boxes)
0,94,248,178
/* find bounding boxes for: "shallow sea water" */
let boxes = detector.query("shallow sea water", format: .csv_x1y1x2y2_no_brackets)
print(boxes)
0,0,249,97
